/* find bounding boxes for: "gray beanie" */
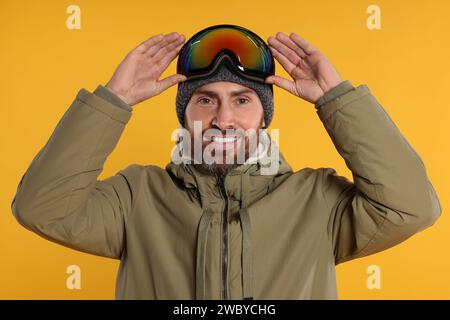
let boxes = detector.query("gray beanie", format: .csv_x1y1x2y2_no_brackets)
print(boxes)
175,64,274,128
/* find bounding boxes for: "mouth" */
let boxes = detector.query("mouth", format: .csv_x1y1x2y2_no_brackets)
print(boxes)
203,135,241,151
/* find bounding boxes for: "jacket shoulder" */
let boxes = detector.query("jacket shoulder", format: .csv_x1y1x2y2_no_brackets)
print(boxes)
288,166,350,196
290,166,325,182
119,163,173,183
119,163,166,175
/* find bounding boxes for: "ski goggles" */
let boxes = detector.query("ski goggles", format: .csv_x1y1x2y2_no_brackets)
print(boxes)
176,24,275,84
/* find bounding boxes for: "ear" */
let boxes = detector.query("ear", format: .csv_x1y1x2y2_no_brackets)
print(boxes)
183,109,189,129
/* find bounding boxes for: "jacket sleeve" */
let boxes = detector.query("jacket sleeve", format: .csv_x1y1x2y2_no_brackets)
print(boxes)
11,85,138,259
315,81,442,265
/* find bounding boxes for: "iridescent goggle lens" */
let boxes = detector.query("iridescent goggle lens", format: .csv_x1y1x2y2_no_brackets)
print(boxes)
177,24,275,84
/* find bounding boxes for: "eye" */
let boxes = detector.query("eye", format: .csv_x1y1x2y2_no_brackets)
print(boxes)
198,98,213,105
237,98,249,105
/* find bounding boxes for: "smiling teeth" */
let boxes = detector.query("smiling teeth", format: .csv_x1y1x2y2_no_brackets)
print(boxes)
212,136,237,143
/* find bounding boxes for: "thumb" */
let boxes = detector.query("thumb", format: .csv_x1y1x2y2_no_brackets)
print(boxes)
157,74,187,93
265,75,296,95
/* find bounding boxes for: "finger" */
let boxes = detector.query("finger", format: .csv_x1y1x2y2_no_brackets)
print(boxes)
146,32,183,57
275,32,307,58
265,75,296,95
149,35,185,63
289,32,317,55
153,41,185,71
268,45,297,76
145,33,184,61
134,34,165,53
157,74,187,94
268,36,302,72
144,32,180,56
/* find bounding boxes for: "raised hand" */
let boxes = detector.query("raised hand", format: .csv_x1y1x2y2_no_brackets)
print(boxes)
105,32,187,107
265,32,343,104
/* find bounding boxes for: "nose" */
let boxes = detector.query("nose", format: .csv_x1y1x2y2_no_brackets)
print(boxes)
212,104,235,130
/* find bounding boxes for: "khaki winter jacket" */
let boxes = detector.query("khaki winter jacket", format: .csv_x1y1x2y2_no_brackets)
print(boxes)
11,80,442,299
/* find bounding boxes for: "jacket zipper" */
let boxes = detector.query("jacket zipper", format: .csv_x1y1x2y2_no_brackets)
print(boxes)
218,175,229,300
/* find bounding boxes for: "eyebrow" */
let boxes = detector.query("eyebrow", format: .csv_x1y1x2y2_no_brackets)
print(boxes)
193,88,256,98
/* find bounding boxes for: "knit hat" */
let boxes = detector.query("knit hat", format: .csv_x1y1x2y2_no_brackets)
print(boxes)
175,64,274,128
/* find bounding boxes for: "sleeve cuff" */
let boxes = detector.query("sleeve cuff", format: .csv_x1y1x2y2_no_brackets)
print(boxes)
316,84,371,123
93,85,132,112
77,88,132,124
314,80,355,109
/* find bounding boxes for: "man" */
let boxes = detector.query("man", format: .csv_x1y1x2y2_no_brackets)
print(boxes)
11,25,442,300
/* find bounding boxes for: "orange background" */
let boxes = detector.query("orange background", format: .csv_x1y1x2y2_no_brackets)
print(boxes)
1,0,449,299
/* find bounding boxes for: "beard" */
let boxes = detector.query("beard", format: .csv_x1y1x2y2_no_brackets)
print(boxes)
193,132,257,177
172,125,269,177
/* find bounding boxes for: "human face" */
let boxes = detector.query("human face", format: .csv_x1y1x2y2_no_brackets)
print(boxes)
184,81,265,173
